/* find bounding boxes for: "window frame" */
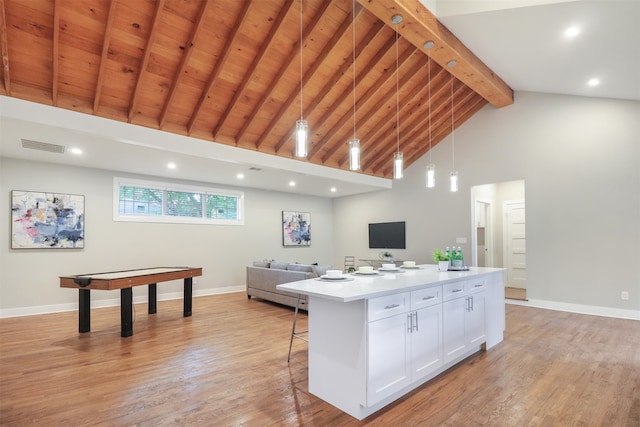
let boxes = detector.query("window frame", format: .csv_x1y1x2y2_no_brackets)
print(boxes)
113,177,244,225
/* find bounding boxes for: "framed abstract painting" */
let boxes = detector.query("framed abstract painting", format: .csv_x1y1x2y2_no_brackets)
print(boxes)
282,211,311,246
11,190,85,249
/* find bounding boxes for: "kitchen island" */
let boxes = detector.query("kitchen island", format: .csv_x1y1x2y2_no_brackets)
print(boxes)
277,265,505,420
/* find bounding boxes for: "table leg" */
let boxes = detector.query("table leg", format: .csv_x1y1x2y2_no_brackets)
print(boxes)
183,277,193,317
148,283,157,314
121,288,133,337
79,289,91,333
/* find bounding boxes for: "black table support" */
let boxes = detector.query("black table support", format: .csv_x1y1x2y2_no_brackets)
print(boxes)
79,289,91,333
121,288,133,337
184,278,193,317
148,283,157,314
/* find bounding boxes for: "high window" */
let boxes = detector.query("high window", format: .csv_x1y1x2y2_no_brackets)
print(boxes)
114,177,244,225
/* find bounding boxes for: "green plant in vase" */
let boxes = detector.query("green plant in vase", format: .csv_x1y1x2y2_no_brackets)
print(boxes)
432,249,450,272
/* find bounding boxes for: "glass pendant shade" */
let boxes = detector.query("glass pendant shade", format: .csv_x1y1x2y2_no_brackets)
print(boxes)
450,170,459,192
348,138,360,171
426,163,435,188
393,152,404,179
295,119,308,158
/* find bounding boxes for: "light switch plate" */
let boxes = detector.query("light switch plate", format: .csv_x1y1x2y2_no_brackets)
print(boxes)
456,237,467,244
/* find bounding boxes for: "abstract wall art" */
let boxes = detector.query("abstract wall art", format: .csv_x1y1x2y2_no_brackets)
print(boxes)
11,190,85,249
282,210,311,246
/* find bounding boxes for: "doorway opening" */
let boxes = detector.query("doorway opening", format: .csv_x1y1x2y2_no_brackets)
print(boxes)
470,180,527,301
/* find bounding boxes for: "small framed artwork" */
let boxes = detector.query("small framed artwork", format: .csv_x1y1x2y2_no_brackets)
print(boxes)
11,190,85,249
282,210,311,246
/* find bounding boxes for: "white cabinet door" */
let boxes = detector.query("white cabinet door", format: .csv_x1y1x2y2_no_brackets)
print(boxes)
466,292,486,347
367,312,411,405
443,296,467,364
411,304,443,381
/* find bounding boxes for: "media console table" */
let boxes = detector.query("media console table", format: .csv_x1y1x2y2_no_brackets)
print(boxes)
278,265,505,420
60,267,202,337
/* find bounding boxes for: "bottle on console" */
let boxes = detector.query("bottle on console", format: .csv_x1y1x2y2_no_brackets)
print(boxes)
457,246,464,267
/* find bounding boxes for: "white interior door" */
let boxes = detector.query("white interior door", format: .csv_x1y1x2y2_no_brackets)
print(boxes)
503,201,526,289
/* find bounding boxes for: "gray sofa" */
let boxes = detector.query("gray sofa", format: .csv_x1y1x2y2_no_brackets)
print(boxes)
246,261,331,309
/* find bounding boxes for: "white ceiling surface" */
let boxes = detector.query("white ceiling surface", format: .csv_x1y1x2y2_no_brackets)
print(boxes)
1,0,638,198
434,0,640,101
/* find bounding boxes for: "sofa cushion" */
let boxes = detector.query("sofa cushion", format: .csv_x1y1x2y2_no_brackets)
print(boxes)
252,260,271,268
311,264,332,277
287,263,315,276
270,261,290,270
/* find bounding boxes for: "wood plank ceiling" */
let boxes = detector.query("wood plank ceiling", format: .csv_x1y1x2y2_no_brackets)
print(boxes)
0,0,513,179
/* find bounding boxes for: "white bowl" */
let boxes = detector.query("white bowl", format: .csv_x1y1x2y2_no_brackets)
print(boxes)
326,269,342,278
381,263,396,270
403,261,416,267
358,266,374,273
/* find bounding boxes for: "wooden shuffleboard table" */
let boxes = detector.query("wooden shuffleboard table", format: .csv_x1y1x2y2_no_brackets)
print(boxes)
60,267,203,337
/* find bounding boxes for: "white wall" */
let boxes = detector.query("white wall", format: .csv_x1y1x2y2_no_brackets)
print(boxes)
333,92,640,316
0,158,334,315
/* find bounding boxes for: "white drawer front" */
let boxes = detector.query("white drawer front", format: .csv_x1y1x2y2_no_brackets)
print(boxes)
467,279,486,295
368,292,409,322
443,281,467,301
411,286,441,310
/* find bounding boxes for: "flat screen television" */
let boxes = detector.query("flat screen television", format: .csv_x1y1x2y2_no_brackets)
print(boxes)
368,221,406,249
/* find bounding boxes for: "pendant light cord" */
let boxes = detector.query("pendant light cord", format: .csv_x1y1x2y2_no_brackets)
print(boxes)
395,25,399,152
451,74,455,169
352,0,356,139
300,0,303,121
428,56,431,161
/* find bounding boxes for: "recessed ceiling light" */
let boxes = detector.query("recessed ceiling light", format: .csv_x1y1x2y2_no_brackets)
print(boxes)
167,162,176,169
564,26,580,38
587,78,600,87
237,173,244,179
289,181,296,187
330,187,337,193
69,147,82,155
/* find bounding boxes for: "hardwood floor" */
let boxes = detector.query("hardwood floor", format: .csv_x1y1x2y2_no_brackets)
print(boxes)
1,293,638,426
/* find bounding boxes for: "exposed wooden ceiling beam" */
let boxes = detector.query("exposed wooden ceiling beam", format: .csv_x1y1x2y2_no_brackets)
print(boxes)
52,0,60,105
159,0,212,129
234,0,332,145
269,5,360,153
212,0,296,141
93,0,118,114
128,0,165,123
0,0,10,95
187,0,251,135
357,0,513,108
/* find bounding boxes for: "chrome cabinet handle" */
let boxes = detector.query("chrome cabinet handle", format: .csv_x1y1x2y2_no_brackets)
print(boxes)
413,311,419,332
474,283,484,288
384,303,400,310
422,295,435,300
451,289,463,293
407,313,413,333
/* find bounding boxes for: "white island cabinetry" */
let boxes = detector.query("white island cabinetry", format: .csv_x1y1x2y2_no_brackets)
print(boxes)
277,266,505,420
367,286,443,405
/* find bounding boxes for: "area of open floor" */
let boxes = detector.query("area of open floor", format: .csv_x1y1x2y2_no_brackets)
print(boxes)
1,293,638,426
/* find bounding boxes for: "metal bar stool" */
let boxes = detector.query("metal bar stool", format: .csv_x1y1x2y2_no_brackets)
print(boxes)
287,294,308,362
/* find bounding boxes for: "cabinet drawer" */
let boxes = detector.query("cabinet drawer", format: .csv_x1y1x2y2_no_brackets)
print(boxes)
368,293,409,322
443,281,467,301
411,286,441,310
467,280,486,295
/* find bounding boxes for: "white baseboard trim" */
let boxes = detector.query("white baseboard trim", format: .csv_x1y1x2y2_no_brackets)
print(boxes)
0,286,245,319
506,298,640,321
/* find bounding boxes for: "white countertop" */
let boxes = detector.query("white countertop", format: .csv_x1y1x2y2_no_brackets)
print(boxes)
276,265,505,302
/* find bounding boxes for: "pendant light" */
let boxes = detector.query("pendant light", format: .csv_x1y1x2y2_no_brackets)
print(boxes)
425,46,435,188
295,0,308,158
449,72,458,192
392,15,403,179
348,0,360,171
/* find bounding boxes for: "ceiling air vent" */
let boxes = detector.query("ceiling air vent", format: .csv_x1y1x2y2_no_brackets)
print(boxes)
21,139,66,154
